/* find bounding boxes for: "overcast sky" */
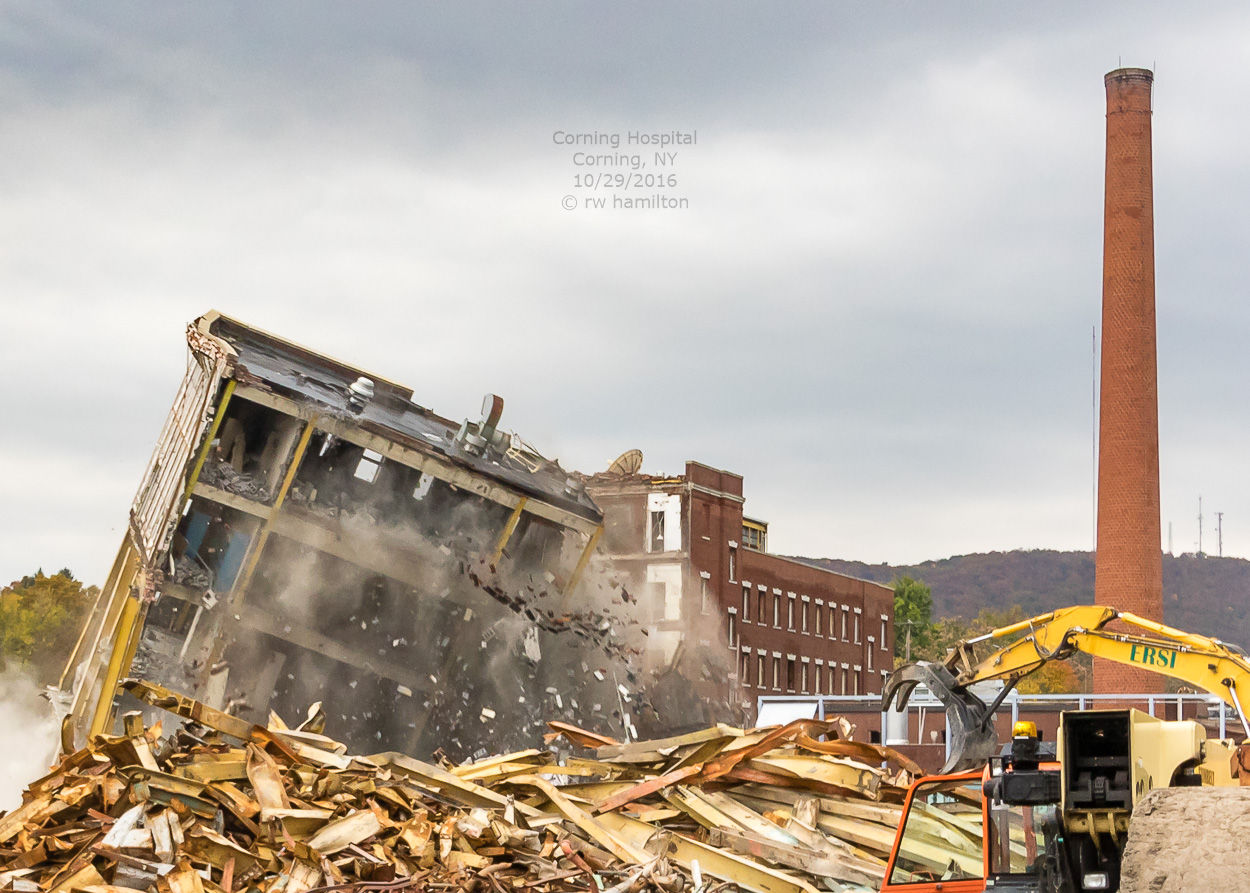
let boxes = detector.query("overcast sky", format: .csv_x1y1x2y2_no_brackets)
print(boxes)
2,2,1249,586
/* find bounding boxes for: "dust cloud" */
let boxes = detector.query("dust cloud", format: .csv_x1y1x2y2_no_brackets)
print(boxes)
0,668,59,811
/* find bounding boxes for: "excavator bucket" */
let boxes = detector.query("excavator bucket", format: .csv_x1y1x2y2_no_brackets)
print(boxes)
882,662,999,774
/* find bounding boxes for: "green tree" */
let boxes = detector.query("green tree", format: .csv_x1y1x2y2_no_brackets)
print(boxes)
0,570,98,684
893,576,935,661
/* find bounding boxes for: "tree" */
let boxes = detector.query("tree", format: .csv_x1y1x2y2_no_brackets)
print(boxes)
892,576,935,661
0,570,98,684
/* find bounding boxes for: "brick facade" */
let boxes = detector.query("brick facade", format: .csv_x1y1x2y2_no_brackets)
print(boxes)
586,460,894,726
1095,68,1164,693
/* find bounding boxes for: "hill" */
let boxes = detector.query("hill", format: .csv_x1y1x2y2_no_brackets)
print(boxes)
796,550,1250,650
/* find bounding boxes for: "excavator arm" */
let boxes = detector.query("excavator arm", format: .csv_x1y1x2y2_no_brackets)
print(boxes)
883,604,1250,772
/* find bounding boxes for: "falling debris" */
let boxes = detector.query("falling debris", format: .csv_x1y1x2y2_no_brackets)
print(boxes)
0,685,917,893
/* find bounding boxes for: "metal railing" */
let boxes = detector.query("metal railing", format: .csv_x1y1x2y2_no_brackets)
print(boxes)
758,692,1239,763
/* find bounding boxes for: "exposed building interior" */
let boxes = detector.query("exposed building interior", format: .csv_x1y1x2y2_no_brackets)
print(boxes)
62,312,645,759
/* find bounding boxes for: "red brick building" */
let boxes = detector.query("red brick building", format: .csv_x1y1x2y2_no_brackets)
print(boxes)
585,460,894,727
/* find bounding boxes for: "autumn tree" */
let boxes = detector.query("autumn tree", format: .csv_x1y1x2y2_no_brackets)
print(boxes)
0,570,98,685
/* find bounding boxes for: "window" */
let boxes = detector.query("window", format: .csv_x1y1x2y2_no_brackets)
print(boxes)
881,616,889,650
773,593,780,628
867,639,875,671
727,610,737,648
740,651,750,685
787,595,795,631
814,604,822,637
742,584,751,621
786,658,796,692
354,449,383,483
841,608,848,641
757,654,765,688
728,545,737,582
814,663,822,694
888,780,985,885
772,656,781,690
801,600,809,634
648,510,666,552
700,573,711,614
840,666,848,695
828,667,836,696
829,606,837,639
853,669,861,696
800,661,809,694
741,519,767,551
854,613,862,644
987,799,1063,881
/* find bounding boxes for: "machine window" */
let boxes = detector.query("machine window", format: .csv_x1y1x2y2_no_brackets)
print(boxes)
887,779,984,885
988,800,1063,879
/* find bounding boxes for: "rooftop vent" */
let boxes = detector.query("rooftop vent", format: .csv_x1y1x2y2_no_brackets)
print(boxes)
347,376,375,412
455,394,507,456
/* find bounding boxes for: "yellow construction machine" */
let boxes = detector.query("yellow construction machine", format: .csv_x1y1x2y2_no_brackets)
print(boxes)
880,604,1250,893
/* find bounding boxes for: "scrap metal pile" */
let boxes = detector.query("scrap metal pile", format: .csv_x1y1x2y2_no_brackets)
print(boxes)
0,683,921,893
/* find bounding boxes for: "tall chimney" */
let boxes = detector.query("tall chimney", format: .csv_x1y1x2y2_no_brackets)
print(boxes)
1094,68,1163,694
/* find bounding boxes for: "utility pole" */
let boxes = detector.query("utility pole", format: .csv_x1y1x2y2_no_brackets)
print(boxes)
1199,496,1204,558
1217,512,1224,558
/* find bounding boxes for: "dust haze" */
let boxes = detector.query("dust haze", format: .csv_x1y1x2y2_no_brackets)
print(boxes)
0,668,59,811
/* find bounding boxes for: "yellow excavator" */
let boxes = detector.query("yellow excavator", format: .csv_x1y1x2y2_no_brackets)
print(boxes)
880,604,1250,893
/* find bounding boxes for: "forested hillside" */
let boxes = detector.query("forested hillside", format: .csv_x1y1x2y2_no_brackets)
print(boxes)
797,550,1250,649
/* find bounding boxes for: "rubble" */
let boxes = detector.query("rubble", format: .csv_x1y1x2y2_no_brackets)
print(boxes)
197,461,271,505
0,684,921,893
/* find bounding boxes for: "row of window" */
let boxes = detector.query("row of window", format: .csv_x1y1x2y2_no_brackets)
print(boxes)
728,614,881,670
736,649,890,696
735,582,888,649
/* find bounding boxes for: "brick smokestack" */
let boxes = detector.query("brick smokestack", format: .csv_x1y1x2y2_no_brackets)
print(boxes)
1094,68,1163,694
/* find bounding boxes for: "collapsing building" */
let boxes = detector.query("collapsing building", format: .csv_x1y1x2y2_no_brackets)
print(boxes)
61,312,643,759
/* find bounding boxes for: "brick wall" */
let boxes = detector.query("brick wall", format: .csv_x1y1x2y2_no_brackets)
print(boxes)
587,461,895,724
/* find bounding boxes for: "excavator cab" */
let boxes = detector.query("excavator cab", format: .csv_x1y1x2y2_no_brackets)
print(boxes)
881,723,1071,893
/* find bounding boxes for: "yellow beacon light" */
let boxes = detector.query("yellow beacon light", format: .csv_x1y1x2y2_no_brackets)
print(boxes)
1013,720,1038,738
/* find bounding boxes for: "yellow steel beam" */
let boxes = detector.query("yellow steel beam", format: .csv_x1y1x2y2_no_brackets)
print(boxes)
118,601,150,686
88,588,142,737
68,544,138,736
563,525,603,595
490,497,527,566
229,416,317,605
182,379,236,506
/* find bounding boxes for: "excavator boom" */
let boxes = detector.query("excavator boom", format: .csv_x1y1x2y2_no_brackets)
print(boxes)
882,604,1250,770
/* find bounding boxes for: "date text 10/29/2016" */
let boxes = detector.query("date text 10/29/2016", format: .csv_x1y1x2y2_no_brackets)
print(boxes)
574,173,677,189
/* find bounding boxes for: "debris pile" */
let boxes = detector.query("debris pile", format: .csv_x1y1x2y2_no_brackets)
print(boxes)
0,683,920,893
198,461,271,504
